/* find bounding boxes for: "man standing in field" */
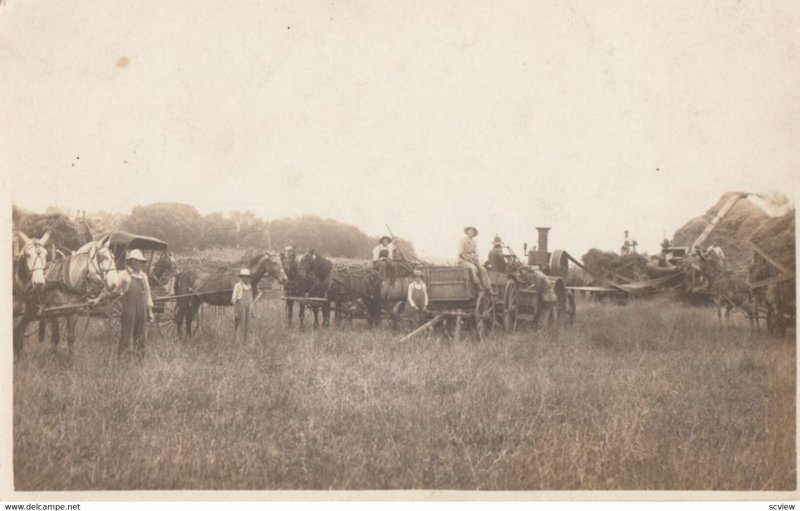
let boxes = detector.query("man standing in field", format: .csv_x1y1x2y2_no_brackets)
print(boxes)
231,268,253,344
119,249,154,360
531,264,557,328
459,226,492,293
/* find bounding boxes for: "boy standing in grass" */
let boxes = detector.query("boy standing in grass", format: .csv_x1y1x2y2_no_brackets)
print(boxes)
231,268,253,344
119,249,154,360
406,269,429,327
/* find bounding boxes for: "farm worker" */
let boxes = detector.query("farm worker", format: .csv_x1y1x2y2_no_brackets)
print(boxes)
372,236,398,281
706,241,727,271
531,265,557,328
459,226,492,293
231,268,253,344
119,249,154,359
620,230,638,255
486,235,508,273
407,269,429,327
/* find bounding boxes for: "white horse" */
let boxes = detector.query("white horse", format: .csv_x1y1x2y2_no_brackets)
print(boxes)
13,231,51,357
32,235,121,356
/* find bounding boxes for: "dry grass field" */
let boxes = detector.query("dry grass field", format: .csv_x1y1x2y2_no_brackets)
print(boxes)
13,297,795,491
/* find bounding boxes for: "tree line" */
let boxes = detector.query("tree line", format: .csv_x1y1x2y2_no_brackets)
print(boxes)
12,203,416,259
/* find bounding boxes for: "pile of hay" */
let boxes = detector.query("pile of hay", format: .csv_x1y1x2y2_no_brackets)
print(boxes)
671,192,793,272
580,249,650,284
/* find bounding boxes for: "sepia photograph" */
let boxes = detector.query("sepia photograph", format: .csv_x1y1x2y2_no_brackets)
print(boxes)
2,0,798,505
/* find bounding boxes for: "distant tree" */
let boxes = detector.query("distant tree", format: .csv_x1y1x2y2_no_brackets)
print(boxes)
85,210,127,235
12,204,86,251
198,212,236,248
123,203,202,251
266,215,417,259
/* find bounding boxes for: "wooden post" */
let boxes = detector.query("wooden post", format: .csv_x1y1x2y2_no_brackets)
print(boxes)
454,310,462,342
397,313,445,343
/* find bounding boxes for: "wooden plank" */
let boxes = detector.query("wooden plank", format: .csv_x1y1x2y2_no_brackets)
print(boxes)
750,243,791,275
397,314,445,343
749,272,795,290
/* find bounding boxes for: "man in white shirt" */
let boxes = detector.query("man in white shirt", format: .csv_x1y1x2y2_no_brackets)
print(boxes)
406,269,429,327
372,236,398,280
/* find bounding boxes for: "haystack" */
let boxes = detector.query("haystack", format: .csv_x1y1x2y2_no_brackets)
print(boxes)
671,192,787,271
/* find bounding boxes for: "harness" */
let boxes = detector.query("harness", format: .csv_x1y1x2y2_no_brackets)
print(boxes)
46,244,117,295
14,242,48,297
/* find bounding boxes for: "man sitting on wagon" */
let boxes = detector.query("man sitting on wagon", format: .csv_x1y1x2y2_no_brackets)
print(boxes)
372,236,399,281
459,226,493,293
486,235,508,273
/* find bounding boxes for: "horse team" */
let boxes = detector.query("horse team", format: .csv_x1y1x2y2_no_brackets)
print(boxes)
12,230,793,360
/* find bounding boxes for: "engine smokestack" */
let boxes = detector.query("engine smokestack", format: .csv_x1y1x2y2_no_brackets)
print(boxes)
536,227,550,256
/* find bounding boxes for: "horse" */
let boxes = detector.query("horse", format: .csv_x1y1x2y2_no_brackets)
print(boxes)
697,254,754,329
173,251,287,337
294,251,382,328
31,235,121,356
12,232,51,358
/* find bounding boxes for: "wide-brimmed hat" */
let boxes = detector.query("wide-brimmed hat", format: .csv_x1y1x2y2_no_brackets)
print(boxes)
413,269,424,278
493,235,502,246
379,236,392,244
126,249,147,262
464,226,478,236
238,268,251,277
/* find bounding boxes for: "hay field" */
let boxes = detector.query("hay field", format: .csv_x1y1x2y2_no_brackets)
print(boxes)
13,298,795,490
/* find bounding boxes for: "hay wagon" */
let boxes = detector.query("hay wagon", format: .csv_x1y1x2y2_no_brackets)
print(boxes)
749,242,795,335
393,265,517,342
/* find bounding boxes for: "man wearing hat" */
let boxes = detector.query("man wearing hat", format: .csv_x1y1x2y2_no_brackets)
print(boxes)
531,264,557,328
231,268,254,344
406,269,429,327
119,249,154,360
372,235,398,280
486,235,508,273
459,226,491,292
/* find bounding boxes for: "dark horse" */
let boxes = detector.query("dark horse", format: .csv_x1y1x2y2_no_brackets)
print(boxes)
292,250,382,328
173,251,288,337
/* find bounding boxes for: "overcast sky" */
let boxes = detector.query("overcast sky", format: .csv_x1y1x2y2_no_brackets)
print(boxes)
3,1,798,258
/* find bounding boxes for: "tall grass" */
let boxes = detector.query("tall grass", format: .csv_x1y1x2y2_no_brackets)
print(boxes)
13,298,795,490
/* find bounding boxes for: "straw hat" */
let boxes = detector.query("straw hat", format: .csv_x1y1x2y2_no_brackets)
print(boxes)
126,249,147,262
379,236,392,244
464,226,478,236
238,268,252,278
413,269,424,278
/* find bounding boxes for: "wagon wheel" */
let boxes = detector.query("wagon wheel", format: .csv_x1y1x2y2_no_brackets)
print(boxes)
475,292,496,341
503,280,518,332
152,300,189,339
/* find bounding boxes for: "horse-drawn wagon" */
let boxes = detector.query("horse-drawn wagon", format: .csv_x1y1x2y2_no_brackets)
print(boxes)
91,231,181,337
749,242,795,335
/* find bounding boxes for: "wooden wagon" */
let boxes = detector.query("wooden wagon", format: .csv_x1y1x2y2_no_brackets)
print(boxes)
749,242,795,335
90,231,188,337
394,265,517,341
